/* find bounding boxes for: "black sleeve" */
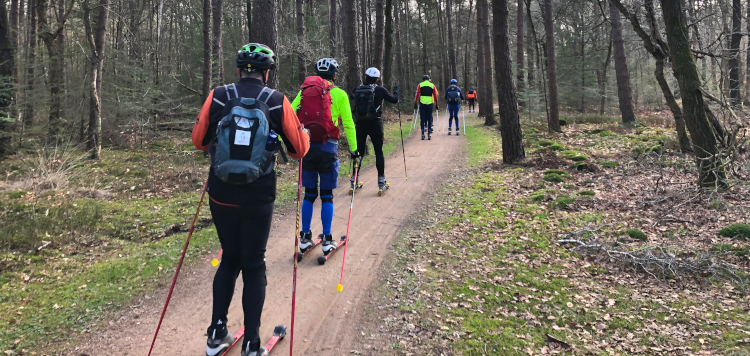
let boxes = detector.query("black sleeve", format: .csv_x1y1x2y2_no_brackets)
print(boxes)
376,86,399,104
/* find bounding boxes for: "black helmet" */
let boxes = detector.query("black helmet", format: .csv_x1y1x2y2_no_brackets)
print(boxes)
422,75,430,80
237,43,276,70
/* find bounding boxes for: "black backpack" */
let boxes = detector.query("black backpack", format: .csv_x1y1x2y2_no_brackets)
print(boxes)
447,86,460,105
353,84,378,120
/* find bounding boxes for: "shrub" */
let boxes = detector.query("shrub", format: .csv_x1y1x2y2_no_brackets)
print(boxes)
627,228,647,240
578,190,596,197
718,224,750,240
530,192,546,202
559,118,568,126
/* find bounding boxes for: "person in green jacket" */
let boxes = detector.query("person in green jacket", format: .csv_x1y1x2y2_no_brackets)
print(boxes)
291,58,358,255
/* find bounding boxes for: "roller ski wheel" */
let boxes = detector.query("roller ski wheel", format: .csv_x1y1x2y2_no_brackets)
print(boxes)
317,235,347,265
348,181,364,195
378,183,390,196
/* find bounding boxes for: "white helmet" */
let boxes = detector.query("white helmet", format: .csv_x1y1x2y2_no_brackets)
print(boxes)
365,67,381,78
316,58,339,75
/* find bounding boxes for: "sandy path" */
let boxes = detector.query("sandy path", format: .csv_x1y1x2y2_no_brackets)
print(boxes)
69,115,466,356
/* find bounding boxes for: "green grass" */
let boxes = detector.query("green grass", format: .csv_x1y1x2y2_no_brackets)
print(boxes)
627,228,648,240
0,226,220,352
465,121,500,166
719,223,750,240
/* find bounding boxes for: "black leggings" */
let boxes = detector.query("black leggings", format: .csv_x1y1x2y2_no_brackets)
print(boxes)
355,120,385,176
210,199,274,351
468,99,475,110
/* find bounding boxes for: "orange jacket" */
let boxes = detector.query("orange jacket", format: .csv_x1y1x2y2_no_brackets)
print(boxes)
466,91,477,99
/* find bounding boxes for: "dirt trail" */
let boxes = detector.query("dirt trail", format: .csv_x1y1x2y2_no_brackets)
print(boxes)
69,116,467,356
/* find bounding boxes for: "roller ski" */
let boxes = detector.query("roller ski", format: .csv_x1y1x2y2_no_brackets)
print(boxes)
421,132,425,140
317,235,347,265
448,128,451,135
295,232,322,262
348,180,364,195
377,176,389,196
209,324,286,356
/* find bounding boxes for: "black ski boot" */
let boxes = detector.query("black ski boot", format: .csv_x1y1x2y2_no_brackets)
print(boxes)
298,231,313,253
206,322,234,356
321,235,338,255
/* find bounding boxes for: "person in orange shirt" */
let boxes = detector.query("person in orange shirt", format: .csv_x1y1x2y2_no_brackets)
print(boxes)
192,43,309,356
466,87,477,113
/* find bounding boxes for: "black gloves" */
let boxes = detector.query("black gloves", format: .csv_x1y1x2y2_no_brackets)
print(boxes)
414,103,418,110
393,85,400,99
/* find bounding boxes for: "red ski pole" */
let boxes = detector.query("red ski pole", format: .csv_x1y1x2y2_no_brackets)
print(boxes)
289,159,303,356
336,159,360,292
147,179,208,356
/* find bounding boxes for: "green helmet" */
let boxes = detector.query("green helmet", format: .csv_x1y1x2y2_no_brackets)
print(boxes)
237,43,276,70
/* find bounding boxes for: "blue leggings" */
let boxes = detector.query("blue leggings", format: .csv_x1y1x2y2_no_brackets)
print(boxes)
448,104,460,128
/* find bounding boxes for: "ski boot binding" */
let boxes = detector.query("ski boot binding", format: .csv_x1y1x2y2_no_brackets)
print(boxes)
377,176,390,196
321,235,338,256
206,323,234,356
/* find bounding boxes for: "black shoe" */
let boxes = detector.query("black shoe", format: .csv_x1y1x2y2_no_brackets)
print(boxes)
421,133,425,140
428,134,432,140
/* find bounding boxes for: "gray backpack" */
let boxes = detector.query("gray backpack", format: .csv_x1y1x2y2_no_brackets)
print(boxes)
211,85,277,184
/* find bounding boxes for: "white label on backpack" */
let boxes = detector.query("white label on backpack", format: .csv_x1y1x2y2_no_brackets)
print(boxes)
234,130,251,146
235,117,252,129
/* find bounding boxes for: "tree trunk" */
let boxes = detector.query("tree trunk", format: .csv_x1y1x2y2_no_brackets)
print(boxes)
746,0,750,105
492,0,525,163
329,0,337,57
252,0,278,88
476,0,486,117
37,0,70,144
543,0,559,131
659,0,726,188
0,0,15,159
464,0,474,87
246,0,251,42
382,0,393,86
83,0,109,159
202,0,211,97
446,0,457,79
481,0,494,121
394,0,403,86
419,4,427,74
516,0,524,107
525,6,533,88
343,0,360,92
296,0,306,85
654,58,691,152
211,0,223,84
373,0,384,70
728,0,741,105
9,0,17,103
599,39,611,115
607,0,635,123
22,0,36,130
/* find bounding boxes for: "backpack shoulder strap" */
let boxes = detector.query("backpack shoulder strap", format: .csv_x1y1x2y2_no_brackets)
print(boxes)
224,84,238,100
256,87,276,104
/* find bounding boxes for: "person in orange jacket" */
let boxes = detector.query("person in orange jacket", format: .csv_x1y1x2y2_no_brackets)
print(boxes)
466,87,477,113
192,43,310,356
413,75,439,140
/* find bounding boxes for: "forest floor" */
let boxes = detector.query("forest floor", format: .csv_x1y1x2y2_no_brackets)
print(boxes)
349,113,750,355
0,111,408,355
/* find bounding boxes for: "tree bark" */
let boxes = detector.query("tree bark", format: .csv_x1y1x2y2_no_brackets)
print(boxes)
343,0,360,92
728,0,741,105
525,6,533,88
394,0,403,87
598,39,611,115
211,0,223,84
446,0,457,79
492,0,525,163
382,0,393,86
608,0,635,123
246,0,251,42
9,0,17,100
155,0,163,84
476,0,486,117
0,0,15,159
252,0,278,88
543,0,559,131
746,0,750,105
481,0,494,121
516,0,524,107
464,0,474,88
296,0,306,85
202,0,211,97
659,0,726,187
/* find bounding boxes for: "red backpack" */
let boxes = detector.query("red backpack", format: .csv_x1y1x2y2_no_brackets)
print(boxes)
297,76,340,143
